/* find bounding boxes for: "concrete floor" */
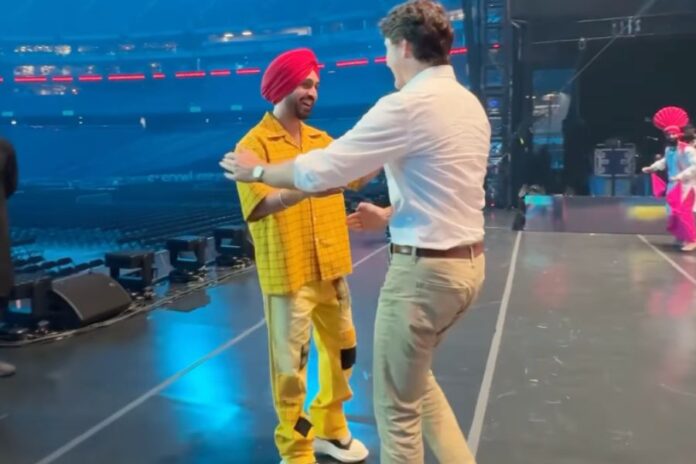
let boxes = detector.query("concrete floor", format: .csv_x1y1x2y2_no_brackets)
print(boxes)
1,215,695,464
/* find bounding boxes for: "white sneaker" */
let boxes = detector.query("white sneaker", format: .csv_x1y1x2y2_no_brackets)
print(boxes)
682,242,696,252
313,435,369,463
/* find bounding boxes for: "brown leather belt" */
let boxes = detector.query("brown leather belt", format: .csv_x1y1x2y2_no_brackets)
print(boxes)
390,242,484,259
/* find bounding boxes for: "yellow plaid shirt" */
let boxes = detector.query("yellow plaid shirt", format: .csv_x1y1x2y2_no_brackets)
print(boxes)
236,112,353,295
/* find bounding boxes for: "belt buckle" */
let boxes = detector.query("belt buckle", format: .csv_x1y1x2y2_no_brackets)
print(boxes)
394,245,415,256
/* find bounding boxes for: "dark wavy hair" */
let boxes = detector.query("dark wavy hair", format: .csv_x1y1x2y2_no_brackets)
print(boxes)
379,0,454,66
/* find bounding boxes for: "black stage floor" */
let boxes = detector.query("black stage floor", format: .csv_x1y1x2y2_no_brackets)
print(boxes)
2,212,696,464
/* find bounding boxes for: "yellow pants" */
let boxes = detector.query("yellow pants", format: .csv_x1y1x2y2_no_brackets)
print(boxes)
263,278,357,464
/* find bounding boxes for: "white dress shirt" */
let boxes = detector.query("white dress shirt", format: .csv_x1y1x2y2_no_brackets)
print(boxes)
293,65,490,249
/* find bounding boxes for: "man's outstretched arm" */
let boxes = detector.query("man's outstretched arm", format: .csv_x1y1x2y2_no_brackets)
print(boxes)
221,94,407,192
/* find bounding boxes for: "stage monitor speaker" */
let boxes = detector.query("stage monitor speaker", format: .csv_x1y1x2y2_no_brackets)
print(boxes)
49,273,132,328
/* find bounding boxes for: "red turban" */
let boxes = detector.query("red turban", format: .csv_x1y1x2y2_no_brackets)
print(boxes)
653,106,689,136
261,48,320,104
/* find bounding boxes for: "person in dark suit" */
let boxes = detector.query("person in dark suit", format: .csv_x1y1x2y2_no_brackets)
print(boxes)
0,137,18,378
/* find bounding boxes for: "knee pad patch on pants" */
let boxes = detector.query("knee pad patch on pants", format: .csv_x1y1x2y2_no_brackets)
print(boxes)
294,417,313,438
341,346,356,370
340,327,357,370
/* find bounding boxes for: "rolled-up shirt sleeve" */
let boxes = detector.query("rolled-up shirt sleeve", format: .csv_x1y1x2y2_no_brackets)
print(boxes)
293,93,409,192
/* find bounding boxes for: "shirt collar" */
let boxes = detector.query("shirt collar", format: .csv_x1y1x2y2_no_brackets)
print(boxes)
260,112,323,146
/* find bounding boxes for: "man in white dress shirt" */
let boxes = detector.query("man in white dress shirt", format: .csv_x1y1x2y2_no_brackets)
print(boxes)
222,1,489,462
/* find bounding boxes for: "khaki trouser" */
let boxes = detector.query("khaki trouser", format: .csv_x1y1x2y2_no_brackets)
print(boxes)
263,278,357,464
374,250,485,464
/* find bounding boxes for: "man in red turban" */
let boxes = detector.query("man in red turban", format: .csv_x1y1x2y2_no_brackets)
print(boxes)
230,48,371,464
643,107,696,251
261,48,320,105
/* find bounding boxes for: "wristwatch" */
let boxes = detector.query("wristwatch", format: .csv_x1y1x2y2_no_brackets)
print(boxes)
252,165,265,181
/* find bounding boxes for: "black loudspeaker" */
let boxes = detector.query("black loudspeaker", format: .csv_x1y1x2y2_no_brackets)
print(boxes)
49,273,132,329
